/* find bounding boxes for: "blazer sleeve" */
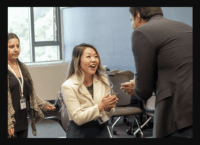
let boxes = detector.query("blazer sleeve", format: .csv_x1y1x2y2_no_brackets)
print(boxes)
62,83,102,126
131,30,157,102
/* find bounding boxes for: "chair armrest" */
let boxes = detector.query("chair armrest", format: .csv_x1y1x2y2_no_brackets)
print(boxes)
143,107,154,114
143,102,154,114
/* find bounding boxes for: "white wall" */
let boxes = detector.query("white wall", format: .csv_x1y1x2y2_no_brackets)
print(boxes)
27,62,69,101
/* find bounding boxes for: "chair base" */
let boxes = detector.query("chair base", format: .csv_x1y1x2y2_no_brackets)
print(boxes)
133,117,152,137
106,122,113,138
111,116,144,138
111,117,122,135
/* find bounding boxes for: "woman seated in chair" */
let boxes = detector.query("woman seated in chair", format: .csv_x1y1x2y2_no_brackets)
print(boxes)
61,43,118,138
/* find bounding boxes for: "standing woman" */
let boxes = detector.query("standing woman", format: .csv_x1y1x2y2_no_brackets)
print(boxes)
8,33,56,138
62,43,118,138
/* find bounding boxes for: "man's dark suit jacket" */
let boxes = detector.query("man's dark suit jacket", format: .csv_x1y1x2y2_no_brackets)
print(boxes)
131,15,193,138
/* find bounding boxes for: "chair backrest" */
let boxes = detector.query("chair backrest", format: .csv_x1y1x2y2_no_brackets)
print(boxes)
107,70,134,80
57,90,69,132
108,75,132,107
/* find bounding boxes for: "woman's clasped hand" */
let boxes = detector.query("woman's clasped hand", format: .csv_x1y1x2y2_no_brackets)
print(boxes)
99,94,118,112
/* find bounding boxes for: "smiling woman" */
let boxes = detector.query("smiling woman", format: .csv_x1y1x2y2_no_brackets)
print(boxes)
80,47,99,87
61,43,118,138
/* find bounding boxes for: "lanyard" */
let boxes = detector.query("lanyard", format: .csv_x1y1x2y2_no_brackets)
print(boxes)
8,63,24,98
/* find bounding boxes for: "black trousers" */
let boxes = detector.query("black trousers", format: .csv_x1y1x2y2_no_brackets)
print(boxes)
67,120,110,138
164,125,193,138
8,129,28,138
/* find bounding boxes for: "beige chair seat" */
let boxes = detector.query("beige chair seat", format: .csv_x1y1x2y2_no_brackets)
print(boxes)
113,107,142,117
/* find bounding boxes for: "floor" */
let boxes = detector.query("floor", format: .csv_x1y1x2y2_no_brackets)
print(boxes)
27,108,153,138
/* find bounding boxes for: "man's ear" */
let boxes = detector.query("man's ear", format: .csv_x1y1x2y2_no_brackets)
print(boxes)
135,11,141,22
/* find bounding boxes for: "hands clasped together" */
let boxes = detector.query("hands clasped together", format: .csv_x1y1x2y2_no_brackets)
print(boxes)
98,79,135,112
98,94,118,112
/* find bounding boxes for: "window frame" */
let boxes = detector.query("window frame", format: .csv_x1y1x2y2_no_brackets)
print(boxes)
28,7,63,64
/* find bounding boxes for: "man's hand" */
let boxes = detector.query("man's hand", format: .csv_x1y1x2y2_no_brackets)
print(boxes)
120,79,135,96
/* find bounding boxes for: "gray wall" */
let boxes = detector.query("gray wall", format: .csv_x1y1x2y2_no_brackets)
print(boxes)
62,7,193,74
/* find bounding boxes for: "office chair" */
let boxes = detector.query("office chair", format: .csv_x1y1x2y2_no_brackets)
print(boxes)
106,69,134,81
54,89,113,138
53,89,69,132
108,75,143,137
133,93,155,138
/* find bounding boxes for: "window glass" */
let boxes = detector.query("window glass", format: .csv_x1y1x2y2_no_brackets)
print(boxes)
33,7,57,42
8,7,62,63
8,7,32,62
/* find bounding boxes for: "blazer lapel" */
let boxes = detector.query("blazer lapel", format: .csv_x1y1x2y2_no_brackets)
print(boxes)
72,74,95,105
93,75,102,105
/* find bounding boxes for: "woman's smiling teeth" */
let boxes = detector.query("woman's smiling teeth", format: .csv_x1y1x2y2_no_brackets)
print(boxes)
90,65,96,68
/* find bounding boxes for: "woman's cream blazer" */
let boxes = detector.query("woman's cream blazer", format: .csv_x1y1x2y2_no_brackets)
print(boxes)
61,74,115,126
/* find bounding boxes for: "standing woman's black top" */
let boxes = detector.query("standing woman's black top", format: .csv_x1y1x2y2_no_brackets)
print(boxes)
8,70,29,132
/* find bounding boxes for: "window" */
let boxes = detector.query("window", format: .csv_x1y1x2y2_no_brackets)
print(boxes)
8,7,63,63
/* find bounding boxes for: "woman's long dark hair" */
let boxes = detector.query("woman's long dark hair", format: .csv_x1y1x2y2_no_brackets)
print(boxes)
8,33,33,94
66,43,113,95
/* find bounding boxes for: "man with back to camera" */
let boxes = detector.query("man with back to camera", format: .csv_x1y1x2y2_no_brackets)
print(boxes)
121,7,193,138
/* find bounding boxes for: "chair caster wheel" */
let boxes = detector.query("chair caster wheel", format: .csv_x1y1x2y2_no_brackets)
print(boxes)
126,128,133,135
112,130,117,135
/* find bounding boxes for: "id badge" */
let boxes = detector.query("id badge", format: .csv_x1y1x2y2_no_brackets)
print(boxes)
20,99,26,110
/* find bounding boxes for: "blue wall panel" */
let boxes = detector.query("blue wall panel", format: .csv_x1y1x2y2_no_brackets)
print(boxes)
62,7,192,74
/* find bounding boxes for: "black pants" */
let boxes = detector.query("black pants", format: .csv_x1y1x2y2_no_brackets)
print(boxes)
8,129,28,138
67,120,110,138
164,125,193,138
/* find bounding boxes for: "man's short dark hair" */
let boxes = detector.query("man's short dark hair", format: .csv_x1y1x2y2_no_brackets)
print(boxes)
129,7,163,21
